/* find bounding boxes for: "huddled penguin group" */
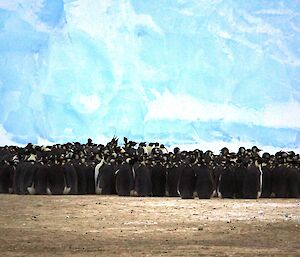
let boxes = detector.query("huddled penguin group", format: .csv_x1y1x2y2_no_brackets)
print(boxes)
0,138,299,199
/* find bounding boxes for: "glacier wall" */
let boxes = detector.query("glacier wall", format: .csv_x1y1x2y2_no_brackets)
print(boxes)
0,0,300,151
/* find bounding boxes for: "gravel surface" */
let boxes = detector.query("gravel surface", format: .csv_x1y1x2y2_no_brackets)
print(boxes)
0,195,299,256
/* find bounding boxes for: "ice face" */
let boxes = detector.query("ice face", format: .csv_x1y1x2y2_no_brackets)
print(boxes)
0,0,300,151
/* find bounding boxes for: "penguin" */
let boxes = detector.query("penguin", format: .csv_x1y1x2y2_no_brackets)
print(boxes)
238,147,246,156
134,161,152,197
86,161,96,194
178,163,196,199
23,161,38,195
123,137,137,156
212,162,223,198
137,142,147,156
285,160,299,198
95,158,117,195
115,158,135,196
13,157,38,195
150,142,160,155
47,162,68,195
218,159,236,198
220,147,229,156
173,147,180,155
74,161,88,194
243,159,262,199
13,162,23,194
159,144,168,154
165,161,181,197
272,153,288,198
251,146,262,155
260,153,273,198
0,160,14,193
63,161,78,195
34,162,49,195
194,161,215,199
234,161,246,199
150,158,166,197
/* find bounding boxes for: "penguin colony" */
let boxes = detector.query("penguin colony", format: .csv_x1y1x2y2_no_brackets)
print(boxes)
0,137,299,199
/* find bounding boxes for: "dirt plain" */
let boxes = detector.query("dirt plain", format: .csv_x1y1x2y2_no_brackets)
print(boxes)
0,195,299,257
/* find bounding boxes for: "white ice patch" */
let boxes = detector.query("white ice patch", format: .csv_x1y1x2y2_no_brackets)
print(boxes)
145,90,300,129
145,90,260,124
67,0,163,39
71,94,100,114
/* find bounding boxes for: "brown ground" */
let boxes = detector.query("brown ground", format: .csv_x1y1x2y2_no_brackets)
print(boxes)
0,196,299,257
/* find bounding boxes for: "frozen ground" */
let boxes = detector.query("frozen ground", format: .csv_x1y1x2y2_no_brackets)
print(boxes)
0,195,299,256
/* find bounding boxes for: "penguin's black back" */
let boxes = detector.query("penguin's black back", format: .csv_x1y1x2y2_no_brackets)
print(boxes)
64,163,78,194
166,166,181,197
272,166,287,198
115,163,134,196
151,163,166,197
98,163,116,195
234,165,246,199
219,165,235,198
34,164,48,195
261,166,272,198
134,164,152,197
47,164,65,195
0,163,12,193
286,167,299,198
194,164,214,199
74,163,87,194
243,164,260,199
178,164,196,199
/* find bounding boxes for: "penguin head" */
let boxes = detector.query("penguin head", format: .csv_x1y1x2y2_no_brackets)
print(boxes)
262,152,270,164
281,152,288,161
188,154,197,165
220,147,229,156
173,147,180,155
251,146,262,153
162,153,169,162
129,141,137,147
205,150,213,157
180,150,188,160
262,152,270,159
229,152,237,163
139,142,146,147
238,146,246,155
276,157,284,165
25,143,33,150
